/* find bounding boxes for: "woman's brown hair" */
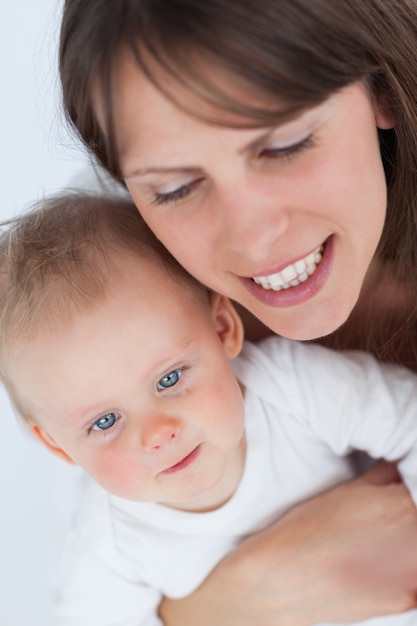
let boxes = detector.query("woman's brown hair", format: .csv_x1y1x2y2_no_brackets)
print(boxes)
59,0,417,361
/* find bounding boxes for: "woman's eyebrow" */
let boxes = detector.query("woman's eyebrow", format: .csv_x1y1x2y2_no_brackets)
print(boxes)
124,110,307,179
125,166,201,180
238,127,276,156
238,108,312,155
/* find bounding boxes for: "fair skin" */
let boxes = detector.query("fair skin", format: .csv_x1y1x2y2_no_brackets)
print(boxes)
18,252,417,623
109,50,394,341
91,56,417,624
13,254,246,513
159,461,417,626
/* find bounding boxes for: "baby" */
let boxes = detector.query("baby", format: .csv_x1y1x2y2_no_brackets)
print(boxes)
1,192,417,626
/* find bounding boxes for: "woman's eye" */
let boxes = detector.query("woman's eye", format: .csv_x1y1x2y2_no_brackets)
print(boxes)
259,135,315,160
152,178,203,206
157,368,183,390
90,412,120,432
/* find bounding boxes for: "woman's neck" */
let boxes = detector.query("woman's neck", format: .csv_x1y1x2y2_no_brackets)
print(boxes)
318,259,417,369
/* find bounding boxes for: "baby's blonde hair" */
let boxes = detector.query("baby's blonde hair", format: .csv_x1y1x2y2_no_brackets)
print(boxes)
0,192,206,417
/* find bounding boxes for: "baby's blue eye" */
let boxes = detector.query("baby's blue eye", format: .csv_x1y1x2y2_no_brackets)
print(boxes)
91,412,119,431
157,369,182,390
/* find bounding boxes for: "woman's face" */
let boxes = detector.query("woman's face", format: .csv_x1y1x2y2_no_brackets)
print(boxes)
109,54,392,340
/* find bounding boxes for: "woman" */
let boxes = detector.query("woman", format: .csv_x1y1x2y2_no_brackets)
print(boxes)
58,1,417,623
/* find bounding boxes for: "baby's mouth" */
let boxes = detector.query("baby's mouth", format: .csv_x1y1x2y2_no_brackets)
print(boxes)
162,445,200,474
251,244,324,291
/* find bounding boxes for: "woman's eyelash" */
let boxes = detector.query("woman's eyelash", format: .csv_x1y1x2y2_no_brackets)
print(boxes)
151,135,314,206
259,134,316,160
152,178,203,206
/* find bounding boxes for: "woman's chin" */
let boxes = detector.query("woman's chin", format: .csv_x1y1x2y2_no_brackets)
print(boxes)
254,297,356,342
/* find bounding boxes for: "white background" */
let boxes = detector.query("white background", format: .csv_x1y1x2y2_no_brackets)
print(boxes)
1,1,95,623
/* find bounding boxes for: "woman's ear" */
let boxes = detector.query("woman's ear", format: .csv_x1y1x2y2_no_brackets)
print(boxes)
374,90,395,130
210,293,244,359
28,422,76,465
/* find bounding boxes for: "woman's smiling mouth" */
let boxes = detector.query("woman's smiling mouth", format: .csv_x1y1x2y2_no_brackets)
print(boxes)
241,236,333,308
252,244,324,291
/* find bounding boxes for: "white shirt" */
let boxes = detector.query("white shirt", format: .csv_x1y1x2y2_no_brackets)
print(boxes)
57,337,417,626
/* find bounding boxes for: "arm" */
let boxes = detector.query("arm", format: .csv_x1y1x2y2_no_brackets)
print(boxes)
160,462,417,626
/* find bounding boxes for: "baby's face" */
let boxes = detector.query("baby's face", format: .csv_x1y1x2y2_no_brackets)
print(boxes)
12,254,246,512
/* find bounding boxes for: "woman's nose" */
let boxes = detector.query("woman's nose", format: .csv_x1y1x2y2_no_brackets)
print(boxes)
140,416,182,451
216,186,290,260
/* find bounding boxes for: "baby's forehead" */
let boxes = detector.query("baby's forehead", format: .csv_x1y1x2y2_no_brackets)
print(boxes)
1,239,208,366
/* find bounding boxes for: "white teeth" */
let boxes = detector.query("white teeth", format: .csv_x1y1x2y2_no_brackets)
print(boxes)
294,259,306,273
253,245,324,291
281,265,297,282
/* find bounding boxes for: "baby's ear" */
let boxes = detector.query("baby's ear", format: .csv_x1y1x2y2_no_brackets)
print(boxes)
28,422,76,465
210,293,244,359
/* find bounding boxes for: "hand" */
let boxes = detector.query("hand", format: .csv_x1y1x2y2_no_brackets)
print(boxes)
159,462,417,626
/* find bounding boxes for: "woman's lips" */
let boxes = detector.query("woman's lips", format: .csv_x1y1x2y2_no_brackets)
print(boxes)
252,244,323,289
241,236,333,308
162,445,201,474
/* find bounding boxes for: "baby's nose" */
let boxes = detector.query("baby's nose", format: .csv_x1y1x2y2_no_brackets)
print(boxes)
141,416,181,451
